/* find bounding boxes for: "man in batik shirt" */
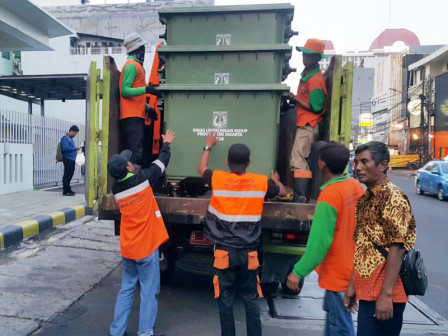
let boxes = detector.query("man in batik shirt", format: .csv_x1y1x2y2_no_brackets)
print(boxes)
344,141,416,336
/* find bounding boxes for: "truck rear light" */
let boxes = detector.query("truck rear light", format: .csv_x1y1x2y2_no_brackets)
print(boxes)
282,233,308,245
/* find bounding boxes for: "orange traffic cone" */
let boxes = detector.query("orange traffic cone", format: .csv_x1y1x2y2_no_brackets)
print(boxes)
388,166,392,173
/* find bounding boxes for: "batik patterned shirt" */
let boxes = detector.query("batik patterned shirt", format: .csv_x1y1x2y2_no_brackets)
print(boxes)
353,177,416,302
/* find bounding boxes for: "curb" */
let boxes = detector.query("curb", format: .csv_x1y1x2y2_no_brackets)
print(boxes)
0,204,93,250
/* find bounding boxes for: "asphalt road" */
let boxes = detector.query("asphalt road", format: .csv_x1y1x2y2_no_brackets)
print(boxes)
389,171,448,319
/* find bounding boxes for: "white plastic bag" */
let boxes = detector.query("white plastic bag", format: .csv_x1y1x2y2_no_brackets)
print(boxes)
75,152,85,166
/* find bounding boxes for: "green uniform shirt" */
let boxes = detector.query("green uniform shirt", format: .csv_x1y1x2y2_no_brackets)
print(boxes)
300,67,326,113
292,175,349,279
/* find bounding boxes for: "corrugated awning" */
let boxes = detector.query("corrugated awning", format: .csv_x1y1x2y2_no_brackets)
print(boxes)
0,74,87,104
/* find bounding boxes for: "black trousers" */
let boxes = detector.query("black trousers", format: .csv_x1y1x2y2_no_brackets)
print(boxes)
214,246,262,336
357,300,406,336
121,117,144,165
62,157,75,193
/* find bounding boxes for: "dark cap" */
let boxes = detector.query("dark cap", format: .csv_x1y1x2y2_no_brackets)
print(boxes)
227,144,250,173
107,149,132,179
319,142,350,174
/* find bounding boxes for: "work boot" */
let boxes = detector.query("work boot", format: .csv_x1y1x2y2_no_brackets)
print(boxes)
293,178,311,203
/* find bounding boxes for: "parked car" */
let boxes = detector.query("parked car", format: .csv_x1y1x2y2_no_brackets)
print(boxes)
415,160,448,201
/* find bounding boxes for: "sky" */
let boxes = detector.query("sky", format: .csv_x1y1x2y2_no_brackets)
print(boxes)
88,0,448,53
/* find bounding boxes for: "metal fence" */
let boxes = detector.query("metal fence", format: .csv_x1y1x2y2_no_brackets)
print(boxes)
0,109,85,186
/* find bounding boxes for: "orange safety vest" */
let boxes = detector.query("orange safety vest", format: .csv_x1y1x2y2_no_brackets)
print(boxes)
114,179,168,260
209,171,268,223
146,43,163,154
296,71,327,127
119,59,147,120
314,178,365,292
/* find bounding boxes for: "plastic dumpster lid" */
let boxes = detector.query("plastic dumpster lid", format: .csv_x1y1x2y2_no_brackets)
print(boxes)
158,44,292,54
159,3,294,16
157,84,290,93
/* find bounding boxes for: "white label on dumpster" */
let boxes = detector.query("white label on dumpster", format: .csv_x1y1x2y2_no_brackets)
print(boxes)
213,111,227,128
191,111,248,141
192,127,248,142
215,73,230,85
216,34,231,46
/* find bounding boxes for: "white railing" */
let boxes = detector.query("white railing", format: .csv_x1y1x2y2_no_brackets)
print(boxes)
0,109,85,187
70,46,125,56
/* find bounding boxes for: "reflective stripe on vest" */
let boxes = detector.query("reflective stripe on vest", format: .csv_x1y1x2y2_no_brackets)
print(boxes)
119,59,146,120
115,180,149,200
209,171,268,223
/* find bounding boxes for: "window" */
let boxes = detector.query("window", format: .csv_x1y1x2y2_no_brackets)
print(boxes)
2,51,10,60
425,163,435,171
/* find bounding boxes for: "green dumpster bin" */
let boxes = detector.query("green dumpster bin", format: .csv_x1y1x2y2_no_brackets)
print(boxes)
160,84,289,180
158,45,292,85
159,4,296,46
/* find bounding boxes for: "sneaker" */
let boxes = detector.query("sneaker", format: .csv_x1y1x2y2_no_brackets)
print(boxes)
63,192,75,196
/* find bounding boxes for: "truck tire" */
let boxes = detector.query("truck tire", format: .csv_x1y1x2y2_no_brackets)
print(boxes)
261,282,279,295
281,278,304,295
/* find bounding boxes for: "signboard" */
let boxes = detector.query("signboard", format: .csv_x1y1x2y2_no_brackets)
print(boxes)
358,134,373,143
360,113,373,127
371,93,389,113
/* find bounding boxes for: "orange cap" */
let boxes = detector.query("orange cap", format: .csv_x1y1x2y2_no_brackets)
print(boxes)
297,38,328,59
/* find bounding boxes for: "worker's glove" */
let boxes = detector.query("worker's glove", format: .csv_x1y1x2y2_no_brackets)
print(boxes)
146,107,158,122
146,84,162,97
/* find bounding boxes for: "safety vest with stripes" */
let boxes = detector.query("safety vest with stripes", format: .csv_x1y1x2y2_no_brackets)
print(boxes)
206,171,268,248
114,179,168,260
119,59,147,120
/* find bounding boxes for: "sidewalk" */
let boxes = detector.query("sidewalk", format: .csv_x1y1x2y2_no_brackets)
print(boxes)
0,183,91,249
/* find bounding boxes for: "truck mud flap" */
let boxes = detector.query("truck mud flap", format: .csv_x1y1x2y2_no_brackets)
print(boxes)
261,252,300,283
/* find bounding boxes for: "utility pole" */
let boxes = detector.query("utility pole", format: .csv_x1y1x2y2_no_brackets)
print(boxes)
419,77,425,167
427,77,433,160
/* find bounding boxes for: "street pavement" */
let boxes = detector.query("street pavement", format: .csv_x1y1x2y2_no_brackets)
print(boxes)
0,182,85,228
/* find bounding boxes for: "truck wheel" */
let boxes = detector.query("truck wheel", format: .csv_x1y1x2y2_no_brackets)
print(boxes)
438,185,447,201
261,282,279,295
281,278,304,295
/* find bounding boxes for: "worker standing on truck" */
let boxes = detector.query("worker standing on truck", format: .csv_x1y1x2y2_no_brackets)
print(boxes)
286,142,364,336
107,130,175,336
119,32,160,168
198,131,287,336
289,38,328,203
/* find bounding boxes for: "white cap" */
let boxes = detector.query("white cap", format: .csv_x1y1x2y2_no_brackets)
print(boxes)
123,32,148,54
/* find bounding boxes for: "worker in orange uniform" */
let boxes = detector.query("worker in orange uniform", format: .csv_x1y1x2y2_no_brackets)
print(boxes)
142,43,164,167
120,32,160,168
289,38,328,203
108,130,175,336
198,131,287,336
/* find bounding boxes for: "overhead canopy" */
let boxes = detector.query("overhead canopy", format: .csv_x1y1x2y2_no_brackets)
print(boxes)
0,74,88,104
0,0,72,52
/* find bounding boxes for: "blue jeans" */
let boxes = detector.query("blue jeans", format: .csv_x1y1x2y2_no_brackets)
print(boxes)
357,300,406,336
323,290,355,336
110,249,160,336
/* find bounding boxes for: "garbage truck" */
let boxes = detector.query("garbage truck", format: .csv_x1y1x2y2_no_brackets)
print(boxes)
84,3,353,294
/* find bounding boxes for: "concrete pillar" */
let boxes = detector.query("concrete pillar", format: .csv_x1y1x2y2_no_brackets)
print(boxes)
40,99,45,117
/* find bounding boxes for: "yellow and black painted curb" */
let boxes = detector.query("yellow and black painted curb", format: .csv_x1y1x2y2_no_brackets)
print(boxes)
0,204,93,250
